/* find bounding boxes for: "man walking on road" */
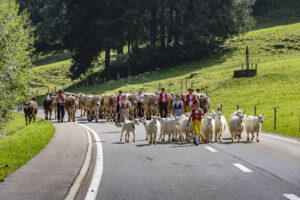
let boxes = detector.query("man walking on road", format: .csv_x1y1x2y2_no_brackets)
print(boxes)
158,88,168,118
137,90,144,118
56,90,66,123
187,101,203,145
115,90,123,122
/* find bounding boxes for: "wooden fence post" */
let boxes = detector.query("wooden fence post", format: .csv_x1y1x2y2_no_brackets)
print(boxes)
274,107,277,130
298,109,300,133
237,105,239,111
185,79,187,92
254,105,256,116
181,79,183,92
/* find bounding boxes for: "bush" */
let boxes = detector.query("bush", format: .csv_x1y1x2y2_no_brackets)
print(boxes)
0,0,34,136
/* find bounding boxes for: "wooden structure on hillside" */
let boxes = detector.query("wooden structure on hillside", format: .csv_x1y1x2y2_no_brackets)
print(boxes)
234,46,257,78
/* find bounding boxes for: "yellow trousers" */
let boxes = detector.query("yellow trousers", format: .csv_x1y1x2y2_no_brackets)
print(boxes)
186,106,194,113
192,119,201,137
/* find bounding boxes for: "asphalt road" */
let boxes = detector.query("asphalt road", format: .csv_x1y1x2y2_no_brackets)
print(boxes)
76,114,300,200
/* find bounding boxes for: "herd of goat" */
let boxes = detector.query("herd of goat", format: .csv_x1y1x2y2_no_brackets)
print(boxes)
24,92,264,145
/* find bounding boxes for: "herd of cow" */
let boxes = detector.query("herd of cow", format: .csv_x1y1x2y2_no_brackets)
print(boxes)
42,92,211,123
20,91,264,145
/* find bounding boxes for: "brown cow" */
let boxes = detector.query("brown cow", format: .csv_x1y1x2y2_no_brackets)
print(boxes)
127,93,137,120
84,95,101,122
79,94,87,117
43,98,53,120
196,93,211,114
24,100,38,125
143,93,159,120
65,96,77,122
102,94,115,122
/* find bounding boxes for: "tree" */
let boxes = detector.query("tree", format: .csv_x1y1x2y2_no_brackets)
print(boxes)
18,0,68,51
0,0,34,136
65,0,129,80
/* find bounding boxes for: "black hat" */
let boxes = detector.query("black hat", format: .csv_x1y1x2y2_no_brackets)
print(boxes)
59,90,63,93
161,88,165,91
188,88,194,91
196,88,200,91
119,90,123,93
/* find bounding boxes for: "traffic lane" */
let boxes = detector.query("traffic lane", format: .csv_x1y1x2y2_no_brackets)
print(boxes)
211,130,300,187
85,121,300,200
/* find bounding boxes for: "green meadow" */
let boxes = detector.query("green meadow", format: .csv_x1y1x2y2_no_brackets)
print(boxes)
0,113,55,180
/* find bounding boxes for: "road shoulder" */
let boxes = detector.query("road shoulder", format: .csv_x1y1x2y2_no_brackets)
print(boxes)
0,122,88,200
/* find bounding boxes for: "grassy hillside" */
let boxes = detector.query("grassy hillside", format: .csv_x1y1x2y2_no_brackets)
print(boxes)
30,6,300,138
66,22,300,137
0,113,55,180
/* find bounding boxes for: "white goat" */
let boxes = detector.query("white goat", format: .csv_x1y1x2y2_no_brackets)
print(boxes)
245,114,264,142
148,117,161,145
160,117,181,143
229,112,245,143
201,114,215,143
139,117,150,140
158,118,167,141
214,111,227,142
120,119,139,143
179,116,193,143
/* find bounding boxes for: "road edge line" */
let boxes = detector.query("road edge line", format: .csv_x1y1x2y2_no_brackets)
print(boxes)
262,133,300,144
65,124,93,200
80,124,104,200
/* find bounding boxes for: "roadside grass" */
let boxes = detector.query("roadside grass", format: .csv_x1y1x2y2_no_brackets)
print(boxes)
0,112,55,180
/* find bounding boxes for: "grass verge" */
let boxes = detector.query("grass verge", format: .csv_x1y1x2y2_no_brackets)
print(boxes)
0,112,55,180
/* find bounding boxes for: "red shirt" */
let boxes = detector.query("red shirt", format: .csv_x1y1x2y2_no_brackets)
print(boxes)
159,92,168,102
185,94,196,106
191,108,202,121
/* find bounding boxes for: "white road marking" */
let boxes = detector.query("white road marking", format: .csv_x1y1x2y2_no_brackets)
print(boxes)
283,194,300,200
65,128,93,200
233,163,253,173
80,124,104,200
205,146,218,152
262,133,300,144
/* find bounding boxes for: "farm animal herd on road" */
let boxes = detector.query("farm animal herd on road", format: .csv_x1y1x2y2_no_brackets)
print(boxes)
23,88,264,146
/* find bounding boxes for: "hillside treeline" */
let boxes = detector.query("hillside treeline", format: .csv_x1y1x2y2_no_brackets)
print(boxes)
65,0,256,80
18,0,257,81
18,0,300,82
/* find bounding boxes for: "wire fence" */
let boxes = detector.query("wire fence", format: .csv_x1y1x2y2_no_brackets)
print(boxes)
32,75,300,135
